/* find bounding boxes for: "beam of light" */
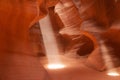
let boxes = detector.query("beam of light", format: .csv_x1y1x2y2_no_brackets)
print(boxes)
39,14,65,69
100,40,114,69
99,40,120,76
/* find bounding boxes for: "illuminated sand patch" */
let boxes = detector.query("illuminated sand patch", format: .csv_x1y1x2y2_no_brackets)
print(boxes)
47,63,66,69
107,68,120,77
107,71,120,76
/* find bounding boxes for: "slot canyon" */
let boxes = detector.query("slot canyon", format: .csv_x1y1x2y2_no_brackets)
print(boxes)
0,0,120,80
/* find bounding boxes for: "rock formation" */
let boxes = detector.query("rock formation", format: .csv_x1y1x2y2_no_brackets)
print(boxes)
0,0,58,80
54,0,120,71
1,1,120,79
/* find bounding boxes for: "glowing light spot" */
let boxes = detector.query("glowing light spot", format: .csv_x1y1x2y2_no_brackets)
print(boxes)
47,64,66,69
107,71,120,76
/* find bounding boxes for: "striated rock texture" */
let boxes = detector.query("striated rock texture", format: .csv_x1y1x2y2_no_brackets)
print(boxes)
0,0,58,80
29,23,46,57
55,0,83,57
54,0,120,71
79,0,120,71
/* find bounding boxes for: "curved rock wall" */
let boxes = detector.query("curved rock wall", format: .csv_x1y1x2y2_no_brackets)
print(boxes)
0,0,59,80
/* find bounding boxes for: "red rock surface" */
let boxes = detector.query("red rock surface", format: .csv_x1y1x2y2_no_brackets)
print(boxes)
54,0,120,71
0,0,58,80
0,0,120,79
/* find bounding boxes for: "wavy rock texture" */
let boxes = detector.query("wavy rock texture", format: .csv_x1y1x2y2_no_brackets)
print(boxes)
0,0,58,80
